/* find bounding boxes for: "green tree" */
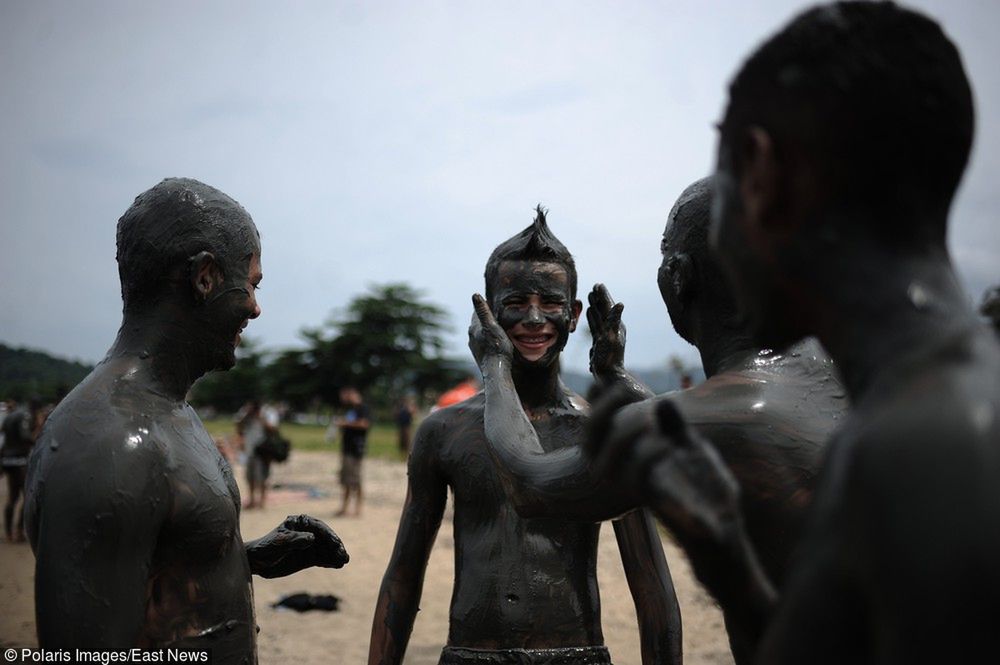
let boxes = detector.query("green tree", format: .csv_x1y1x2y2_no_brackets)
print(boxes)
306,283,465,409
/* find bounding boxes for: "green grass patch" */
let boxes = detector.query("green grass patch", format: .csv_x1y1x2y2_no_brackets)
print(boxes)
203,418,407,462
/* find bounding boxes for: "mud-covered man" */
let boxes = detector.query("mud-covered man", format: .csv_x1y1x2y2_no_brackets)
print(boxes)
369,207,680,665
26,179,348,661
588,4,1000,663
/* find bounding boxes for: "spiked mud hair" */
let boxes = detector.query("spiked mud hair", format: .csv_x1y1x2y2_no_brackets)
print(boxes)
484,205,578,302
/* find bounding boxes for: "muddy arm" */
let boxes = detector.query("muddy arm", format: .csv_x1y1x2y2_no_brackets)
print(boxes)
596,398,777,664
470,293,638,521
368,420,448,665
614,510,683,665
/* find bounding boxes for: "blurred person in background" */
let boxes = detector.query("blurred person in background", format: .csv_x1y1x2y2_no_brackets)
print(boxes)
334,387,369,517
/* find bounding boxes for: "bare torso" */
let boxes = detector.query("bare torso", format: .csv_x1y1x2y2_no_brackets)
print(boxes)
26,359,257,663
429,393,604,648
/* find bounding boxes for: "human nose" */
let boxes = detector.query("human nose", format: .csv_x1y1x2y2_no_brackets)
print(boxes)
524,304,545,326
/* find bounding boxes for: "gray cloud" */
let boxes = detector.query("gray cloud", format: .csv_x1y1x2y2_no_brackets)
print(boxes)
1,0,996,373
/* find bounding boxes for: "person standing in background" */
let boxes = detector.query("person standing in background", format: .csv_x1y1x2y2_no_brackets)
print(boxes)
335,387,369,517
395,396,415,455
1,398,41,542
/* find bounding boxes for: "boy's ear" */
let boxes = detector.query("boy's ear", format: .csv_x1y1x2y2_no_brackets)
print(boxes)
189,251,223,301
569,299,583,332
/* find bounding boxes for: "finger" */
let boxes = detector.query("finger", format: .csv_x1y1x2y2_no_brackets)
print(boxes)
588,285,601,312
586,303,602,336
589,284,610,317
596,283,617,314
653,400,694,448
283,514,309,529
472,293,495,328
607,302,624,330
285,531,317,549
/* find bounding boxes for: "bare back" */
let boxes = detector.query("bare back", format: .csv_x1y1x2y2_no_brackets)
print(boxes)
622,339,846,583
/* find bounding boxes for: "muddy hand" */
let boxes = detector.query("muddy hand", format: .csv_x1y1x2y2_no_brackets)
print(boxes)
587,283,626,378
643,401,742,546
469,293,513,366
247,514,349,578
284,514,349,569
584,386,665,484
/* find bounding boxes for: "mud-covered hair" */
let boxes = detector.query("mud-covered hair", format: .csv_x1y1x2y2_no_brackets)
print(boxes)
721,1,974,245
116,178,259,311
663,177,739,342
484,205,577,302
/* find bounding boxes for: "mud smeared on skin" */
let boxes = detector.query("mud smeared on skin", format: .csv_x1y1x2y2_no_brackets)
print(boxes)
370,208,681,665
649,5,999,664
479,180,846,590
25,179,346,662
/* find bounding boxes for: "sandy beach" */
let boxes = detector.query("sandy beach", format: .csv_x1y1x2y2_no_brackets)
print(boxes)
0,450,733,664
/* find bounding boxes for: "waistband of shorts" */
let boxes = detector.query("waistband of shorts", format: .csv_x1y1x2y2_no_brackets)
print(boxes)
439,645,612,665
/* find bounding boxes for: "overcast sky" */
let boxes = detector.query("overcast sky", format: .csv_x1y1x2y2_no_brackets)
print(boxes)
1,0,997,374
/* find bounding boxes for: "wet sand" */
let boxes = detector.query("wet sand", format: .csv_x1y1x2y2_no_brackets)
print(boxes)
0,450,733,663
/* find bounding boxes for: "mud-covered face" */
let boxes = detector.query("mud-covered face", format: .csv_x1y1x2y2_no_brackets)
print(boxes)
205,251,262,370
657,228,690,343
490,260,580,366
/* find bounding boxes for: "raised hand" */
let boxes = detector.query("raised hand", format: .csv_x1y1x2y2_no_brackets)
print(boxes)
469,293,513,367
587,283,627,379
642,401,741,546
247,514,350,579
586,390,741,547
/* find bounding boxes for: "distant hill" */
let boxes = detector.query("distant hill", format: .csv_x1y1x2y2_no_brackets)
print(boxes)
0,343,93,402
454,361,704,398
561,366,705,397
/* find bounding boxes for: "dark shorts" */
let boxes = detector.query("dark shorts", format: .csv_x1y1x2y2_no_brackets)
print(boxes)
340,454,362,489
439,646,612,665
246,454,271,484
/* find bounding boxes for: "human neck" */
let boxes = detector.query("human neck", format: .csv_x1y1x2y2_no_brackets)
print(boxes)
106,306,210,401
805,243,976,402
511,359,565,411
691,307,759,378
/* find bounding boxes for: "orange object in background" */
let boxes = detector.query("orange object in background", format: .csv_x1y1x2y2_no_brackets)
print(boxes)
434,379,480,409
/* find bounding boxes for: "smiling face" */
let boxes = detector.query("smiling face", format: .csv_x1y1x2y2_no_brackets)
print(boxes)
491,260,581,366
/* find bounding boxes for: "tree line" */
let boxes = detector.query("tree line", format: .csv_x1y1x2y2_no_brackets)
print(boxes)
190,283,469,414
